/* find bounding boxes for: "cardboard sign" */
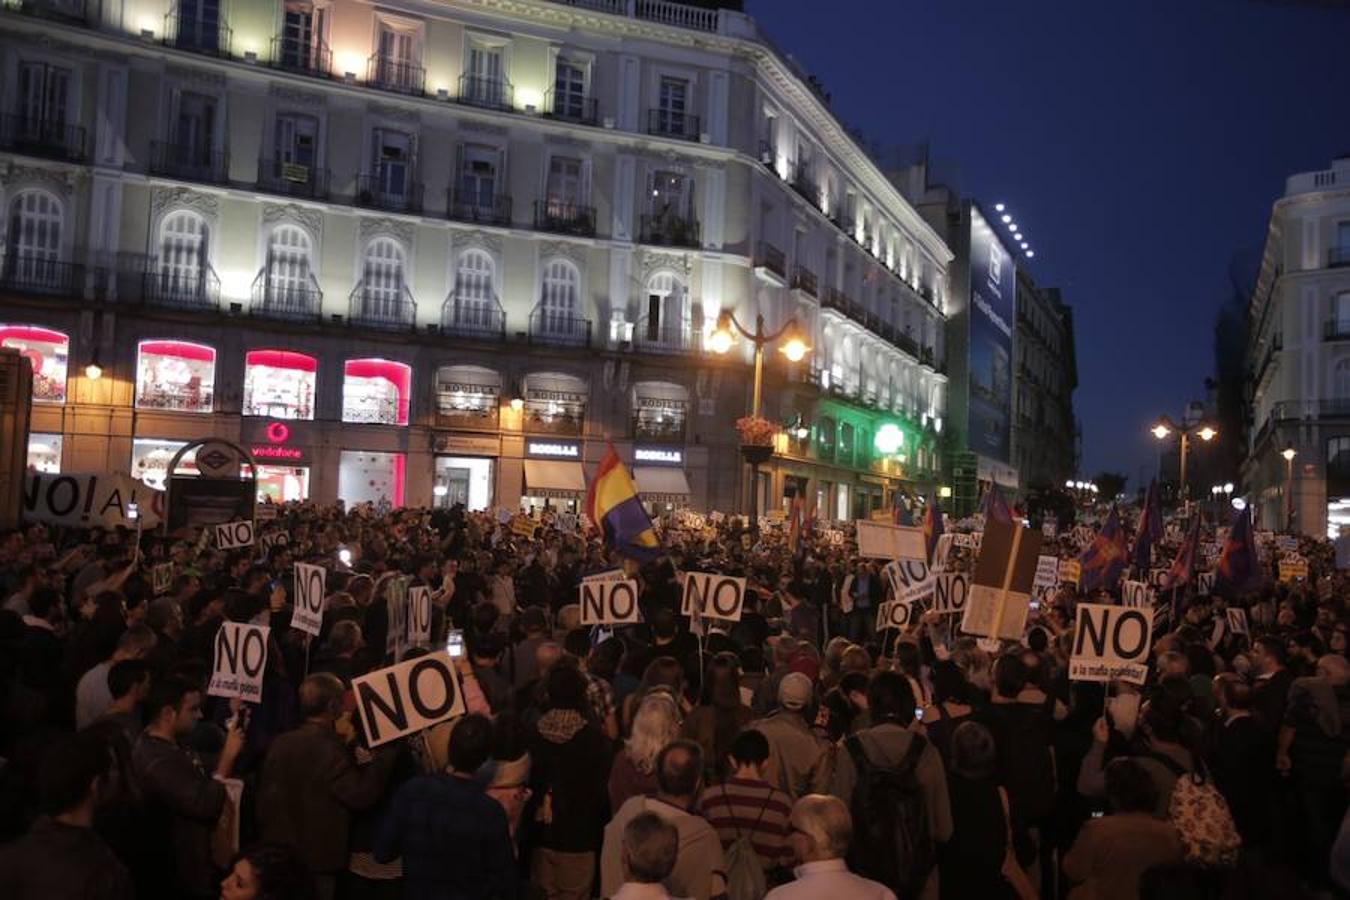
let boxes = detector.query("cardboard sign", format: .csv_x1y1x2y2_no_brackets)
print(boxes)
255,505,278,521
152,563,174,596
961,519,1043,640
260,532,288,550
1226,607,1249,635
214,520,255,550
932,534,955,571
1276,535,1298,552
555,512,578,534
856,521,926,561
882,558,934,604
1034,555,1060,589
1060,559,1081,585
1069,603,1153,686
290,562,326,637
408,586,432,648
932,572,970,616
681,572,746,621
385,577,410,658
579,578,641,625
208,622,269,701
496,507,512,525
1147,568,1170,591
1278,556,1308,582
1121,580,1154,610
1042,522,1058,539
1197,571,1216,596
823,529,845,546
583,569,626,583
353,651,465,747
510,516,539,539
875,598,917,631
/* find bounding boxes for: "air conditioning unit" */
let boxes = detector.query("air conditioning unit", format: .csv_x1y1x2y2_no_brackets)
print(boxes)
699,132,711,144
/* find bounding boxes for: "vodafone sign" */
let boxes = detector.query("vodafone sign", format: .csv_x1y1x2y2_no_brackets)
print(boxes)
246,420,307,463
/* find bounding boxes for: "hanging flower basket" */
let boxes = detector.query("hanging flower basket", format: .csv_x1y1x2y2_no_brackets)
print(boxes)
735,415,777,447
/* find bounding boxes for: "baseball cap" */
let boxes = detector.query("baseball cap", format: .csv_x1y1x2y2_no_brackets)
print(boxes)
778,672,814,711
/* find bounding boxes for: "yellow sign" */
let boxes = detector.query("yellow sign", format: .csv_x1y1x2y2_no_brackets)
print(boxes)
1059,559,1081,585
510,516,539,539
1278,557,1308,582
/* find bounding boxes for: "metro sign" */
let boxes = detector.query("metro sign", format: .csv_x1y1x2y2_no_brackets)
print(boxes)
196,442,241,478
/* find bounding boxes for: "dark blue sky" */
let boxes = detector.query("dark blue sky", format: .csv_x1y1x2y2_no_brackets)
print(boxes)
749,0,1350,488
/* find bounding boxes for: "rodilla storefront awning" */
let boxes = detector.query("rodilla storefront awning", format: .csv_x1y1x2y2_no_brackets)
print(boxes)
635,467,691,503
523,459,586,498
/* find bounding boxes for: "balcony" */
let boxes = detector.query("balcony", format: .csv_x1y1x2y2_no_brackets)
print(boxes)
14,0,90,25
1330,247,1350,269
548,0,722,33
529,310,591,347
0,114,86,162
142,264,220,311
257,158,329,200
632,317,700,354
270,34,331,77
367,54,425,95
791,265,818,297
436,396,500,431
0,255,81,297
757,140,777,168
523,408,585,436
446,190,512,227
534,200,596,237
150,141,230,184
646,108,700,141
543,89,599,125
458,75,514,112
441,298,506,340
165,10,231,56
789,163,820,206
250,270,322,322
1325,320,1350,341
639,212,701,249
753,241,786,285
632,415,687,443
355,172,423,214
349,282,416,330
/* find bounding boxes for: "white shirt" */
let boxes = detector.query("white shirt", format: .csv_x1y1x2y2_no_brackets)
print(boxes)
764,859,897,900
75,660,113,730
611,883,688,900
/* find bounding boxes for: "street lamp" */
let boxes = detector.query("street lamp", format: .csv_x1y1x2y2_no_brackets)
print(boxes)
709,310,812,535
1150,415,1216,509
1282,444,1297,531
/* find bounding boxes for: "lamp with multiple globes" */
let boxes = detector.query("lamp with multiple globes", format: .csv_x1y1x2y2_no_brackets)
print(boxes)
1149,416,1218,507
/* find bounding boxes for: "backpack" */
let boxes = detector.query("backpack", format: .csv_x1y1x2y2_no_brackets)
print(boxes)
1147,752,1242,867
843,732,935,896
716,785,770,900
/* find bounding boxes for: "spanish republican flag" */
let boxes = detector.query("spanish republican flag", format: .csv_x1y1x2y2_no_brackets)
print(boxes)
586,444,662,561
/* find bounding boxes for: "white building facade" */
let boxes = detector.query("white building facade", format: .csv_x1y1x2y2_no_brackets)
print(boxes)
1244,156,1350,537
0,0,949,515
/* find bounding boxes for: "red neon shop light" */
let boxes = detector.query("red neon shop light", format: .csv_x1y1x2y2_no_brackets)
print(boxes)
252,421,303,461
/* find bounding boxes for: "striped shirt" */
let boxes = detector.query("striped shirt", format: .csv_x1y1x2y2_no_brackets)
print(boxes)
697,777,794,872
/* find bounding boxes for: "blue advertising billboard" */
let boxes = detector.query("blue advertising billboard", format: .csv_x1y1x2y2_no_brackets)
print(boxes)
967,207,1015,464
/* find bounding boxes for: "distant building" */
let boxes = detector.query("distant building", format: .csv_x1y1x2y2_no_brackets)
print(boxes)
1012,272,1078,493
1243,155,1350,536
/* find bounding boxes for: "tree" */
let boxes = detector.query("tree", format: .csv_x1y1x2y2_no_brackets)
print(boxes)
1092,471,1129,501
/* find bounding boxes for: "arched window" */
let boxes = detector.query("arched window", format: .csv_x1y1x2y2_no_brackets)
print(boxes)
536,258,581,340
1335,291,1350,333
817,416,837,460
243,349,316,419
359,237,408,324
448,249,500,333
639,271,688,345
5,190,63,290
838,422,855,467
342,358,411,426
262,225,316,316
157,211,211,305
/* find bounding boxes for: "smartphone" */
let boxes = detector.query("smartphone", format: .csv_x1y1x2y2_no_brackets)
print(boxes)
914,707,925,722
1091,811,1104,819
446,629,465,658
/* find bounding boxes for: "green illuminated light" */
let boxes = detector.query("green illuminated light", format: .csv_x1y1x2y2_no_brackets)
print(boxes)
874,423,904,455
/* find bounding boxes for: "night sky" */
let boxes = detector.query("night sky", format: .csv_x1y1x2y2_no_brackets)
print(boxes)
749,0,1350,488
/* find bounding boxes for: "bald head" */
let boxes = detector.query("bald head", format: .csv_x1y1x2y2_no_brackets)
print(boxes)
791,794,853,861
299,672,344,721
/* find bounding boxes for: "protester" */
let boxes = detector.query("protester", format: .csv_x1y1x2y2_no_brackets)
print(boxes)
698,728,794,881
611,811,682,900
611,690,683,811
751,672,831,799
764,793,896,900
219,844,317,900
75,623,156,729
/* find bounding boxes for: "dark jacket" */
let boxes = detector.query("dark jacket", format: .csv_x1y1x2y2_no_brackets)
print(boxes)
257,721,397,874
375,772,517,900
131,731,227,899
529,708,614,853
0,817,134,900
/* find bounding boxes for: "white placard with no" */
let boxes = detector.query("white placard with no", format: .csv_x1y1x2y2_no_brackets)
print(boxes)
932,572,970,616
579,579,641,625
1121,580,1154,610
208,622,269,701
353,651,465,747
291,562,326,637
215,520,255,550
882,558,934,604
1069,603,1153,686
681,572,747,621
407,586,432,648
875,599,918,631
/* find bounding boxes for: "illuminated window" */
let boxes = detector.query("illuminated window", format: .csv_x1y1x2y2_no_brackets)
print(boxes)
5,190,64,290
342,358,411,425
0,324,68,403
27,432,62,473
131,438,198,490
358,237,408,324
838,422,855,467
135,340,215,412
243,349,316,419
435,364,500,428
447,249,500,333
154,210,212,306
818,416,836,460
338,450,405,507
535,258,581,338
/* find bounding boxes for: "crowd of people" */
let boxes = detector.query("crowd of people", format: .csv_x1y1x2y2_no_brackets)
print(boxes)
0,499,1346,900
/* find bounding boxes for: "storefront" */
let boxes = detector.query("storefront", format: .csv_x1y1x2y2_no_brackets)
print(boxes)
243,350,317,419
342,358,411,426
631,382,689,443
434,365,501,430
521,438,585,513
243,420,311,502
432,432,500,511
522,372,587,436
27,433,62,473
632,445,692,513
338,449,405,507
135,340,216,412
0,324,68,403
131,438,199,490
